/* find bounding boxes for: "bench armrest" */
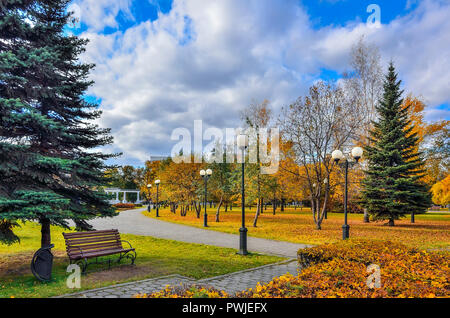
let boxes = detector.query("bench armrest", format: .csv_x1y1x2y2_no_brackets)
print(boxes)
120,240,134,250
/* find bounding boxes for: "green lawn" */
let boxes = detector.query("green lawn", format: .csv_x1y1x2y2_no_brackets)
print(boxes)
0,222,282,298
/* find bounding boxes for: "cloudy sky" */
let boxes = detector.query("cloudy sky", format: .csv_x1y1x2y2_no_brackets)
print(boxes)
67,0,450,166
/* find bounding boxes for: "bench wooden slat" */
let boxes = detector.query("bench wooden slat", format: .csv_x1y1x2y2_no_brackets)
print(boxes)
65,235,121,245
63,230,119,238
68,248,135,260
66,241,122,252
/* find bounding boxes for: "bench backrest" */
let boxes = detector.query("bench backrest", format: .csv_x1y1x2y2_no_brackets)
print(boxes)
63,229,123,259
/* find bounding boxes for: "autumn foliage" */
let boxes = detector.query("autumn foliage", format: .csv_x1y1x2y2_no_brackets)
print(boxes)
431,175,450,207
138,240,449,298
240,240,449,298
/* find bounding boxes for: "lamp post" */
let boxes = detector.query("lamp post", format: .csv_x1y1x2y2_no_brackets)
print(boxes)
332,147,363,240
155,179,160,217
237,134,249,255
146,184,152,212
323,178,328,219
200,169,212,227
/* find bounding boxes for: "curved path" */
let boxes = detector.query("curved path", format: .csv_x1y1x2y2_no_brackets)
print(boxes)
85,208,311,258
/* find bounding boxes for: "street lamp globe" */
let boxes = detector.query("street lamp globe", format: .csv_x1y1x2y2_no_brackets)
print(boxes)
313,183,317,188
200,169,206,176
237,134,249,150
155,179,160,185
351,147,363,162
206,169,212,176
332,150,344,162
147,184,152,188
323,178,328,184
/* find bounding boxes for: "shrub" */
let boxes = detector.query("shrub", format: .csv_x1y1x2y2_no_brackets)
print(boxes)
112,203,136,209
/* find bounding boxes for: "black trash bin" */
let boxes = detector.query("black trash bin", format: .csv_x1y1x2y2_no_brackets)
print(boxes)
31,244,54,282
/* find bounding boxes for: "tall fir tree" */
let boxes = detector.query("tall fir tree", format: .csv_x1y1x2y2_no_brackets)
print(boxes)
0,0,117,246
362,63,431,226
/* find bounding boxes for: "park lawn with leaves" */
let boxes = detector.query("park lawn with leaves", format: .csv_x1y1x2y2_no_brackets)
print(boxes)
0,222,282,298
144,207,450,250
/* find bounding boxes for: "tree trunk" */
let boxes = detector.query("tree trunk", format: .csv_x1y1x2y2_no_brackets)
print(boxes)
40,218,51,248
281,198,285,212
225,203,228,212
215,196,223,222
363,208,370,223
253,198,261,227
194,201,201,218
388,218,394,226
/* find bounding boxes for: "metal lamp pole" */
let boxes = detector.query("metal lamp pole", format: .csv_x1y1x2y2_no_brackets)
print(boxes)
155,180,160,217
332,147,363,240
200,169,212,227
237,134,249,255
146,184,152,212
343,159,349,240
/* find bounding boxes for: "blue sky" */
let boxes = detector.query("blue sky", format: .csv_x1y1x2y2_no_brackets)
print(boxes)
67,0,450,166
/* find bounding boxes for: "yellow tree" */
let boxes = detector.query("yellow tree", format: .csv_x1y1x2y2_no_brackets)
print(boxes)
159,155,204,217
431,175,450,207
402,95,449,185
241,99,273,227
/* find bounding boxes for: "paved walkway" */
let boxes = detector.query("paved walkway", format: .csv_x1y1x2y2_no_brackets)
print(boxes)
59,260,299,298
82,207,310,258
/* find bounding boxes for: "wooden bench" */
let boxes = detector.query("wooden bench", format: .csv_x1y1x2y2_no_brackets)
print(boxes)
62,229,136,273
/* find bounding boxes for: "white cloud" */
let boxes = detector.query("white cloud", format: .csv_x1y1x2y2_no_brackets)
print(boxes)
72,0,134,32
77,0,450,165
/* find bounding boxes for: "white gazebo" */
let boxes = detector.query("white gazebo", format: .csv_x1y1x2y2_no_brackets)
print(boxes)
105,188,143,204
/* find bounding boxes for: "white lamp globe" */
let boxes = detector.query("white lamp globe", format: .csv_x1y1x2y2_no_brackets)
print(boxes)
155,179,160,184
200,169,206,176
351,147,363,160
147,184,152,188
237,134,249,149
332,150,344,162
206,169,212,176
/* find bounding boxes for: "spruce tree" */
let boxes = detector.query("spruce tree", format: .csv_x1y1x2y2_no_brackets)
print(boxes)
362,63,431,226
0,0,116,246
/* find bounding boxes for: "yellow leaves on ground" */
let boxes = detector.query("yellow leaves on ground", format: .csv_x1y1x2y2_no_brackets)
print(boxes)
144,207,450,249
